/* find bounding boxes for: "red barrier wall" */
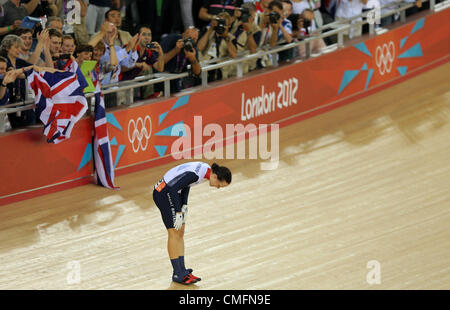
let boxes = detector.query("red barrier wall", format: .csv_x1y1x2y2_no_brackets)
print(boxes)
1,9,449,206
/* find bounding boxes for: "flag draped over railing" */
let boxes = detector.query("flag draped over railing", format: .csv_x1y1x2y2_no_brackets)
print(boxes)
26,69,88,144
26,64,118,189
92,80,119,190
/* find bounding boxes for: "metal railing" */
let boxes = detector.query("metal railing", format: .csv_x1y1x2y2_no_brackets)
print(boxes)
0,0,446,133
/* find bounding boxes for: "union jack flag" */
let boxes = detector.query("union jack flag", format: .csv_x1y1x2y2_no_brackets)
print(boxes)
92,80,119,189
26,69,88,144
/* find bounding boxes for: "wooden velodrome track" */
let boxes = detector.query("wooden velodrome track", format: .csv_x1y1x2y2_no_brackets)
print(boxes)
0,62,449,290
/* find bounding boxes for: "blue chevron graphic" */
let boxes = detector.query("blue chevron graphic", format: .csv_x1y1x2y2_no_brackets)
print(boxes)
154,121,187,137
114,145,126,168
106,113,123,131
354,42,372,57
154,145,168,157
361,63,368,70
78,144,92,171
410,18,425,35
397,43,423,58
400,37,408,49
159,111,169,125
338,70,360,94
110,137,118,146
397,66,408,76
171,95,190,110
158,96,190,126
364,69,374,90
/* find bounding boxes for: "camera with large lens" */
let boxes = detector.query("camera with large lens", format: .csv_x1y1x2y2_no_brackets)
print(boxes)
238,8,251,23
268,11,281,24
213,17,227,35
183,37,195,53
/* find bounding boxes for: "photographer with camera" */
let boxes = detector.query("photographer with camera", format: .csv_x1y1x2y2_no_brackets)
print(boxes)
198,0,244,32
260,0,292,48
230,3,261,53
226,2,262,75
256,0,292,67
295,8,326,57
161,26,201,93
121,25,164,99
197,12,238,81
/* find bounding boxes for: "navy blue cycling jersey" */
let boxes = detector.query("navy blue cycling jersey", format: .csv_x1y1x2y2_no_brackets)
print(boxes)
154,162,211,212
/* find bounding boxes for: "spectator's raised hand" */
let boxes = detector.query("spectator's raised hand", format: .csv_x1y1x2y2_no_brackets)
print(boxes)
12,20,22,30
37,29,49,44
107,25,118,46
127,34,139,52
100,22,114,35
2,70,20,84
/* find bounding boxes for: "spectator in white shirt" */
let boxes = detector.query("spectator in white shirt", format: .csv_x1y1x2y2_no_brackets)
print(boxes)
379,0,399,26
335,0,368,39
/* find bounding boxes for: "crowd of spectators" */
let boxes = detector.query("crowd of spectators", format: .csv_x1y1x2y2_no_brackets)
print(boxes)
0,0,434,130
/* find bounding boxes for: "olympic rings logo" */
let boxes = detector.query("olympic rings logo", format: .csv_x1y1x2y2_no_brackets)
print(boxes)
375,41,395,76
128,116,152,153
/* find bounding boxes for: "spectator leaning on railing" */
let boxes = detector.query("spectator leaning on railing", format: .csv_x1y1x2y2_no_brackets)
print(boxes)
120,25,165,100
0,35,35,128
161,26,202,93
